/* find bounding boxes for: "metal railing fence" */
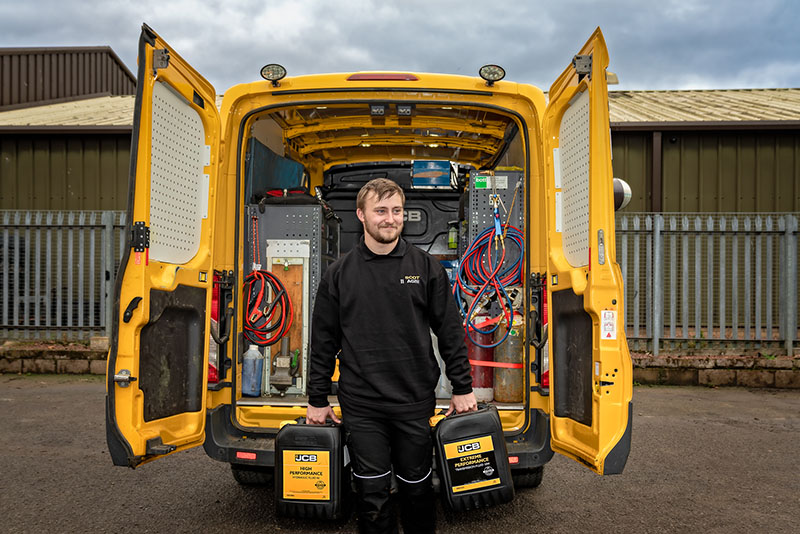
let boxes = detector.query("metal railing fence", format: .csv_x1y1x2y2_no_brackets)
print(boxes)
0,211,127,341
617,213,798,355
1,210,797,355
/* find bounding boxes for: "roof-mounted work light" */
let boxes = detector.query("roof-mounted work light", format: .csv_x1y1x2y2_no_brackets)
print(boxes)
479,64,505,86
260,64,287,86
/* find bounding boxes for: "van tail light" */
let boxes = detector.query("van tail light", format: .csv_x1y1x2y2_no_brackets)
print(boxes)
540,287,549,391
208,272,222,384
211,272,220,321
542,287,548,325
208,356,219,384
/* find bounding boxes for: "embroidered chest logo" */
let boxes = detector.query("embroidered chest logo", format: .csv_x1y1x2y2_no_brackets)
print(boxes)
400,275,421,285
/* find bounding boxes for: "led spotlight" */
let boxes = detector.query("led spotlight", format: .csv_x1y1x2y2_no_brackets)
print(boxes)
260,64,287,86
479,64,505,86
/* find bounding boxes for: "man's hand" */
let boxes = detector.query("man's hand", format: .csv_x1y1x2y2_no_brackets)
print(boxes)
445,392,478,416
306,404,341,425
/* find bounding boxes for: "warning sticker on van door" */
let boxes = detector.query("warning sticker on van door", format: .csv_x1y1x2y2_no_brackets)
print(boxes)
282,450,330,500
601,310,617,340
443,435,501,493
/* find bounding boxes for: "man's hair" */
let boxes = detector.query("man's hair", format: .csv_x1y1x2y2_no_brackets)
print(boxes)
356,178,405,210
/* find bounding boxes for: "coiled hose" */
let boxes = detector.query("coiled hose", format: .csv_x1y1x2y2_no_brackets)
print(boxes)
453,223,524,348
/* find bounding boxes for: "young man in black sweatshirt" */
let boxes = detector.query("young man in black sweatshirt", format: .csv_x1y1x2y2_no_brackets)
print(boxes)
307,178,476,533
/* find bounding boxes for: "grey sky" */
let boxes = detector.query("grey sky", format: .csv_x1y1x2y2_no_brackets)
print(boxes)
1,0,798,93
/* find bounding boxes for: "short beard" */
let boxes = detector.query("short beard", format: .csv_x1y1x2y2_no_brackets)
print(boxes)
365,222,402,244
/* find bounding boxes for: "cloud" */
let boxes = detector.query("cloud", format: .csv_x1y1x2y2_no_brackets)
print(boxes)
0,0,798,91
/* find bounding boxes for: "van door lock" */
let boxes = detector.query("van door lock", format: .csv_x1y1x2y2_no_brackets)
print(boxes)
113,369,137,387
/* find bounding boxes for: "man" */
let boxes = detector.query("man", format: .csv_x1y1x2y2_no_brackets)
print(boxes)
307,178,477,533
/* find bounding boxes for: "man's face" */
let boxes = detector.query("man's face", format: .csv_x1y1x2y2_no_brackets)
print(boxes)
357,192,404,245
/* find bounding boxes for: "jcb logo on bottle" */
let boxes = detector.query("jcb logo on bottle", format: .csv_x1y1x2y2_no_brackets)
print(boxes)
457,442,481,453
295,454,318,462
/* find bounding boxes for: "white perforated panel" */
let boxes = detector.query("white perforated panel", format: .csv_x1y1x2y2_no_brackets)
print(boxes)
148,82,205,264
558,90,590,267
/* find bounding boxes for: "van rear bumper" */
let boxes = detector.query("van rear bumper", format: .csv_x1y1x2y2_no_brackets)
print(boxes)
203,404,554,470
203,404,276,467
505,409,554,469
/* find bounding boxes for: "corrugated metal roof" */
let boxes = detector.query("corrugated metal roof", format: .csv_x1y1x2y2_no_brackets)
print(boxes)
608,88,800,123
0,95,135,126
0,89,798,129
0,94,224,128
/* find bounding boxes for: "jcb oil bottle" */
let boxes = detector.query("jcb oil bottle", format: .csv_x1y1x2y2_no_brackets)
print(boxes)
275,422,351,519
433,405,514,511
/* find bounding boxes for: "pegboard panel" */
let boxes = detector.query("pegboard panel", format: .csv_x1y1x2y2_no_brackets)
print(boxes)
149,82,206,264
466,172,525,270
247,204,339,313
559,90,590,268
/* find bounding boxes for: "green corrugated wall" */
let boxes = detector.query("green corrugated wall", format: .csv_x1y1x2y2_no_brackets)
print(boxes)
0,134,130,210
661,131,800,212
611,129,800,213
1,129,798,213
611,131,652,211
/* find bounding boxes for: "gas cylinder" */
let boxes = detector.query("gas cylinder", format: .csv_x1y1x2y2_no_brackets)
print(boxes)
241,344,264,397
493,312,524,403
466,316,494,402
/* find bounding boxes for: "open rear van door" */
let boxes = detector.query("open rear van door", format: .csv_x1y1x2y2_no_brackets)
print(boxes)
106,24,221,467
541,28,633,475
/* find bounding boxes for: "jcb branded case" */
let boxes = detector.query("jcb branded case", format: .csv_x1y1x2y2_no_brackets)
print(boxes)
434,405,515,511
275,422,351,519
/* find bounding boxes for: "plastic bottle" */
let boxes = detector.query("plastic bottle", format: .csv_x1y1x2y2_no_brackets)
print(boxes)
242,344,264,397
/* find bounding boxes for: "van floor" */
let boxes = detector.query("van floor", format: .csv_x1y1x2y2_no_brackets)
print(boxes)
235,396,525,411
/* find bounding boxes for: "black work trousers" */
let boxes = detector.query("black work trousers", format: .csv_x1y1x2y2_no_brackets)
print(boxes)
344,414,436,534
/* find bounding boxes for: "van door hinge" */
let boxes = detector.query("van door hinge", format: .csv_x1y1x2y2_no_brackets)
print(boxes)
153,48,170,75
573,54,592,81
113,369,137,387
218,270,235,289
131,221,150,252
528,273,547,349
146,437,177,456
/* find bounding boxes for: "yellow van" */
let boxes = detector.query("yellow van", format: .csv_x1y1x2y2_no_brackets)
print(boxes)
106,24,632,490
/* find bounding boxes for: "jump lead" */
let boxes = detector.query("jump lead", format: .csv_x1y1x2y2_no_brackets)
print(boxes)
243,270,294,346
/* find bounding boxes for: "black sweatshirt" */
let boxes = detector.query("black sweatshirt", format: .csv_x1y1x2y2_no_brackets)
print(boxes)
307,237,473,420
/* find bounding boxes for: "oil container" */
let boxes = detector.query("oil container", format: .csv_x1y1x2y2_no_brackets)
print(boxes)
275,422,351,519
494,312,524,403
433,405,514,511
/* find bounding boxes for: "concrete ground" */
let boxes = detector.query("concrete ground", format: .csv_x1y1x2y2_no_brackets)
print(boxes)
0,375,798,533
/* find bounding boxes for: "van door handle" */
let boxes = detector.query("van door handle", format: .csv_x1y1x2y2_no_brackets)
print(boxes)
113,369,137,387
